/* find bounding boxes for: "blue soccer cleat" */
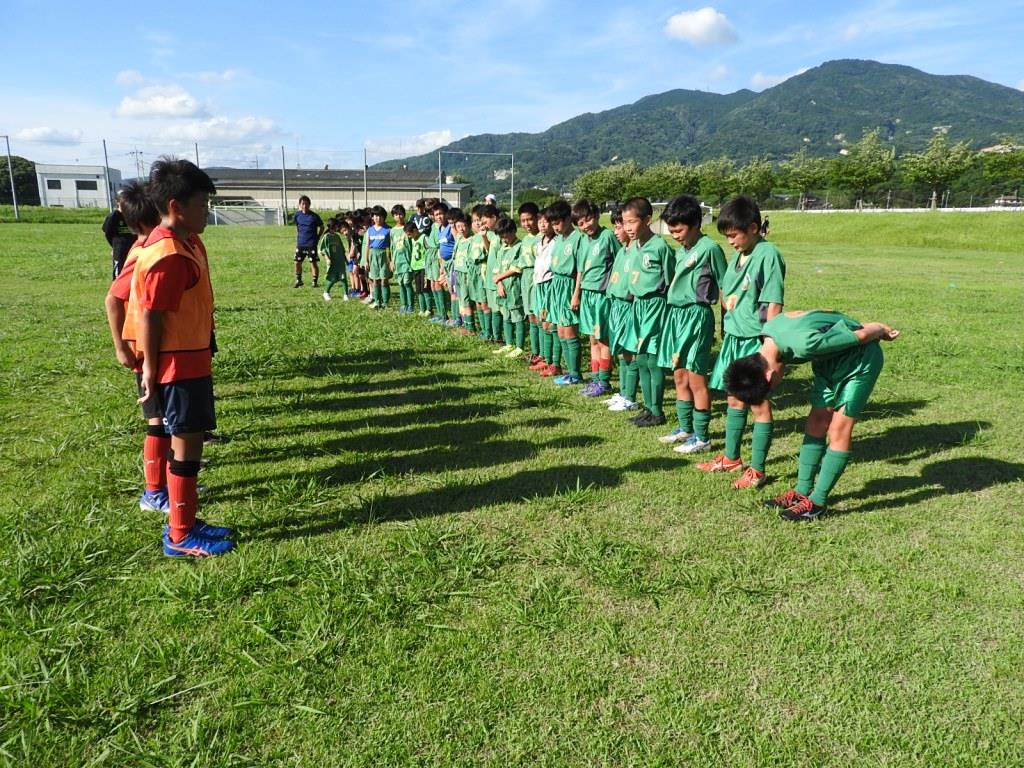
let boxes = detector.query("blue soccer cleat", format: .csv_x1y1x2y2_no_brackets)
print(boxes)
163,527,236,558
139,489,169,513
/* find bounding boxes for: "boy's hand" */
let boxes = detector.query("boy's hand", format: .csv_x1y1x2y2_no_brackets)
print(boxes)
497,283,507,298
115,341,138,370
876,323,900,341
570,290,581,311
137,370,157,407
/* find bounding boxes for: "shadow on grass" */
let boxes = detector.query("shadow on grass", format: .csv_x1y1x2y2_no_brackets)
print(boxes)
855,420,991,464
830,456,1024,515
245,458,678,542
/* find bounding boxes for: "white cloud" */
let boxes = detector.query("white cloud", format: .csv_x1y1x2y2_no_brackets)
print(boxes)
364,130,454,161
751,67,809,90
157,116,277,142
13,126,83,144
708,64,729,83
197,68,243,84
1018,79,1024,91
843,23,863,41
665,7,737,47
115,69,145,86
117,86,206,118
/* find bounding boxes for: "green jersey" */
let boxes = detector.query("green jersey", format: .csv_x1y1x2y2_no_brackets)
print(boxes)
550,229,585,278
666,233,727,307
469,232,489,265
627,235,676,299
721,239,786,339
409,237,426,271
579,227,620,291
424,227,439,257
317,231,345,262
520,233,539,269
392,230,412,274
486,234,503,286
497,240,524,275
453,235,472,272
605,241,635,300
763,310,864,365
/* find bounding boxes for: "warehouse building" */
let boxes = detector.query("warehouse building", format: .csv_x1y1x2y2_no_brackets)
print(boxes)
36,164,122,208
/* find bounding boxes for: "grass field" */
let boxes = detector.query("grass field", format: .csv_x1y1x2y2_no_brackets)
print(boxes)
2,211,1024,766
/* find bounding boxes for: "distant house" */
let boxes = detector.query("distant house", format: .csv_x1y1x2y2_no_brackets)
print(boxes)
205,168,471,211
36,164,122,208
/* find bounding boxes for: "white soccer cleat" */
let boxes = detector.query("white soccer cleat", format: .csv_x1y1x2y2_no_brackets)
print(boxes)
608,398,638,412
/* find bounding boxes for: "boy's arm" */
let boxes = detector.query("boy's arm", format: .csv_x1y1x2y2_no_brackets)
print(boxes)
136,308,164,405
104,294,137,369
102,214,117,245
854,323,900,343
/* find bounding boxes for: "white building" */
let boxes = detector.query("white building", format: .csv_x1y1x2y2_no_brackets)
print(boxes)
36,164,122,209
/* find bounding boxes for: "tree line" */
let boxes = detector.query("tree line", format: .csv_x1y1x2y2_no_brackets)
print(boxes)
570,131,1024,210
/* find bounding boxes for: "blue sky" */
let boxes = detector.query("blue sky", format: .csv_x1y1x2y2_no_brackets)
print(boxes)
3,0,1023,176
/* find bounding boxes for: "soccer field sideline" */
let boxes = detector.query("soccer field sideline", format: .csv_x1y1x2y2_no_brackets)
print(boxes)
1,212,1024,765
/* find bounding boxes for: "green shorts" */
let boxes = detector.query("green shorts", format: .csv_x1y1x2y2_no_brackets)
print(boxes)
455,270,474,310
467,264,488,305
534,280,552,322
326,260,345,283
549,274,579,328
810,341,883,418
657,303,715,373
608,296,633,356
579,289,610,342
521,267,535,315
424,252,441,281
709,333,762,392
623,295,665,355
368,249,392,280
396,271,413,286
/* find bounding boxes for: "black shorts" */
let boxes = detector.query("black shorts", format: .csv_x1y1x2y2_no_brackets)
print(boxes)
295,247,319,264
136,373,164,420
160,376,217,435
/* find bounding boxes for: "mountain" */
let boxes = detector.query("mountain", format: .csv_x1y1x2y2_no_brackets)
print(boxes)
374,59,1024,192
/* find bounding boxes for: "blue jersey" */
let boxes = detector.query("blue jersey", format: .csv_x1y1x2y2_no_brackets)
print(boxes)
438,223,455,261
367,225,391,251
294,210,323,248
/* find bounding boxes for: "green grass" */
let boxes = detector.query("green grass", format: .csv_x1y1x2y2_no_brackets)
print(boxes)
2,212,1024,766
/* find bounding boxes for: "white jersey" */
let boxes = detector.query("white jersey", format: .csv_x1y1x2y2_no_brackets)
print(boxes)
533,236,555,284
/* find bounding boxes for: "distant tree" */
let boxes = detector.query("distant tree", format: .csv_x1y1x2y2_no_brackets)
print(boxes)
829,129,895,207
573,161,640,203
733,157,775,203
901,135,975,208
981,138,1024,197
623,162,701,201
517,188,561,209
0,155,41,206
779,147,829,209
696,156,737,205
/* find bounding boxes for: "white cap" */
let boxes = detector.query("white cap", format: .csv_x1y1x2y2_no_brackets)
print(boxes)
484,193,496,203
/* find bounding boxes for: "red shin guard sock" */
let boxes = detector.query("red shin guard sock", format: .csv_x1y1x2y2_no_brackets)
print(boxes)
143,430,170,491
167,464,199,543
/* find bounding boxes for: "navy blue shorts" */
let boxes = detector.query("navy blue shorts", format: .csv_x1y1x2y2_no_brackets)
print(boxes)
160,376,216,435
136,373,163,420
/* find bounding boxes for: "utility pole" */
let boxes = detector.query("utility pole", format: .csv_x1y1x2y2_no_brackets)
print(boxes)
280,145,288,224
194,142,200,167
3,135,19,220
102,139,113,212
363,148,368,207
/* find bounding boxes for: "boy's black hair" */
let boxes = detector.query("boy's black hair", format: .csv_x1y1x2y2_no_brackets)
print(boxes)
609,208,623,225
424,197,440,209
661,194,703,228
571,199,600,223
118,180,160,234
429,201,449,214
620,197,653,219
494,216,517,237
338,218,352,231
716,195,762,233
391,203,406,217
545,199,572,222
298,195,311,205
415,198,426,209
371,205,388,218
404,221,419,234
479,204,499,219
470,204,486,216
148,157,216,214
327,217,340,229
448,208,467,223
724,353,771,406
517,201,539,217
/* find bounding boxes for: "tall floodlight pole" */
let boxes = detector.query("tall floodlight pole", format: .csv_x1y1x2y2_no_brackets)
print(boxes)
3,135,19,221
510,152,515,211
363,148,368,207
194,143,200,166
102,139,113,212
280,146,288,224
438,151,442,200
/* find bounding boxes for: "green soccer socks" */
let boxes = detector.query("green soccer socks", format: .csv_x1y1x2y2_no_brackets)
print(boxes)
796,435,827,495
724,406,749,461
675,399,694,434
692,408,711,442
749,421,774,473
809,449,850,507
